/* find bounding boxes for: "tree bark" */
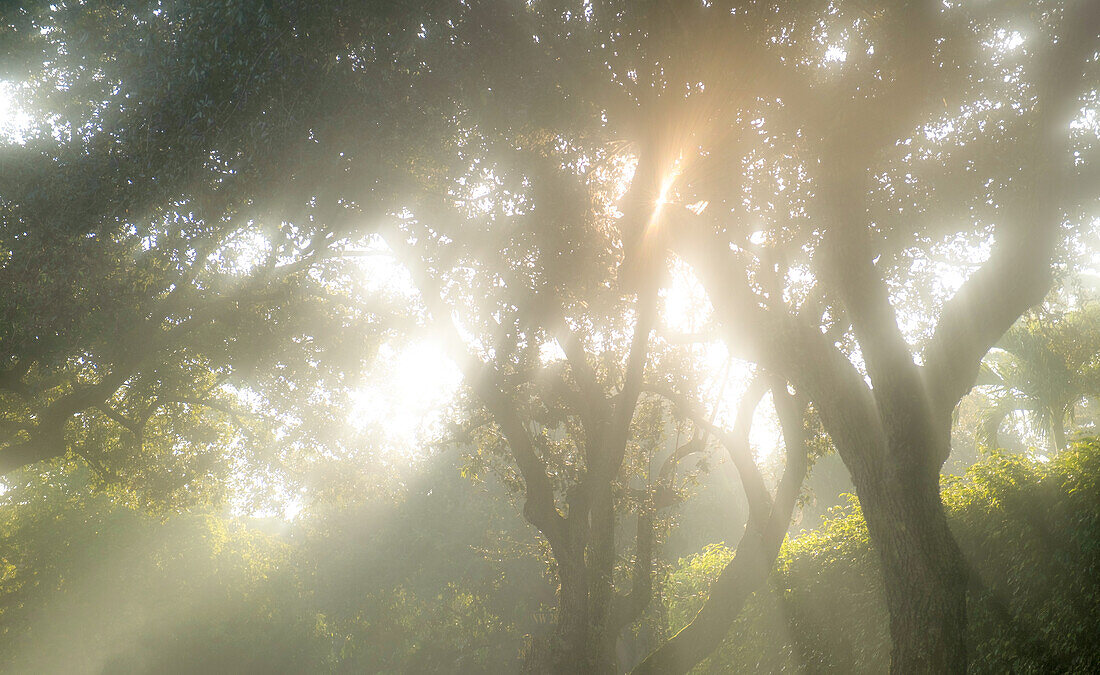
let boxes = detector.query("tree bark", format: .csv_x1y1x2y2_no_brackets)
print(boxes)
855,456,968,674
587,481,619,673
1051,413,1067,453
525,551,592,674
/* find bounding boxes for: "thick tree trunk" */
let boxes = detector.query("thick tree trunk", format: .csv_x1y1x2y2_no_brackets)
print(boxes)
587,482,619,673
857,466,968,674
525,556,591,674
523,486,623,674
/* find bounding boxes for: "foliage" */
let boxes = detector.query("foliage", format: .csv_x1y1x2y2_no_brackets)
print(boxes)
0,466,327,673
0,0,420,506
0,449,543,674
1,0,1097,671
297,448,544,673
664,439,1100,673
978,302,1100,451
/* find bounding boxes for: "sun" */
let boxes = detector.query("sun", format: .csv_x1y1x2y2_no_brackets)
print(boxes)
654,166,681,207
348,339,462,454
344,238,464,455
0,80,33,144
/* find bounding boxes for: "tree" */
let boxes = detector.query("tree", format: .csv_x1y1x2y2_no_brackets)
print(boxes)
609,1,1099,671
663,438,1100,672
3,4,818,671
0,0,420,504
978,302,1100,452
4,1,1097,673
377,152,814,670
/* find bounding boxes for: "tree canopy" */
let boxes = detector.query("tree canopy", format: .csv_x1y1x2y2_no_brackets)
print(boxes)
1,0,1098,673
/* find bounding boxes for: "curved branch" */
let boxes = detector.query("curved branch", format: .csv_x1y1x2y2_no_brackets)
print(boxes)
646,378,772,521
924,2,1100,419
612,431,709,634
632,380,810,675
669,218,883,477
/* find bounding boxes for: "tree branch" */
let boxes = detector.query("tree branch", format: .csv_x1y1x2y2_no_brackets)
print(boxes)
380,225,569,552
669,217,883,475
647,375,771,524
924,2,1100,419
632,379,810,674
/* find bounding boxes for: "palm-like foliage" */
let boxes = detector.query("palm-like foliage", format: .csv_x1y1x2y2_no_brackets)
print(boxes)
977,303,1100,452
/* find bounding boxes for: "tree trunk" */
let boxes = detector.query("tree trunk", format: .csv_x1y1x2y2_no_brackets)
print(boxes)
525,553,591,674
857,466,968,674
523,486,623,674
1051,412,1067,453
587,482,619,673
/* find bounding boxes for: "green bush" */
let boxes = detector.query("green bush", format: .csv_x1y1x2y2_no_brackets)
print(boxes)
665,440,1100,673
0,454,537,674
